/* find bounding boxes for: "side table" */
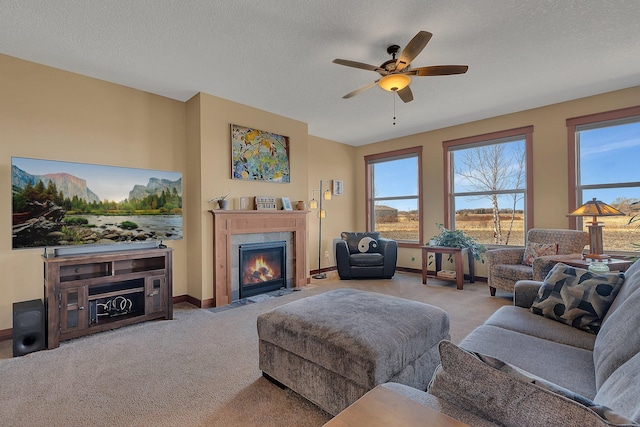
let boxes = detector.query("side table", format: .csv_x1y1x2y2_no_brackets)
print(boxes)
551,257,633,272
324,385,469,427
421,246,475,290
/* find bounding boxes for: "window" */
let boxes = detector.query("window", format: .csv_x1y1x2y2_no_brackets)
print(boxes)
443,127,533,246
365,147,422,245
568,106,640,252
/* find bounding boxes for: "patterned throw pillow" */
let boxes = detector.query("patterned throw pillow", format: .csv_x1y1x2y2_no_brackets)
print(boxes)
530,263,625,334
522,241,558,266
428,341,637,427
340,232,380,254
357,236,378,253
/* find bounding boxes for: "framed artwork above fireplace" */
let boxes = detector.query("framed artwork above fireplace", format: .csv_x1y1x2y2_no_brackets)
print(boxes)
230,124,290,183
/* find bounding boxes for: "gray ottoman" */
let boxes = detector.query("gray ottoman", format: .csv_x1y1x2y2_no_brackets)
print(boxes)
257,288,450,415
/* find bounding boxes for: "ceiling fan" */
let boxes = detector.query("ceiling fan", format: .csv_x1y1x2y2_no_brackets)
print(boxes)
333,31,468,103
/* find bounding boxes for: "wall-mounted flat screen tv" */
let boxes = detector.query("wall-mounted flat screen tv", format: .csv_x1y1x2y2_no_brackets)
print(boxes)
12,157,182,250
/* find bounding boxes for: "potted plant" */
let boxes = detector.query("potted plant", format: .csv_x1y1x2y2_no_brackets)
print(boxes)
208,192,231,210
429,223,486,262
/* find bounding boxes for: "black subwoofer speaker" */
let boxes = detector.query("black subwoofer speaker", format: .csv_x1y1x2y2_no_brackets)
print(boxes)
13,299,46,357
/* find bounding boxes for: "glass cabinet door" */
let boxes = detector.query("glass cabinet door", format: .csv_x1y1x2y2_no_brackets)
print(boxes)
60,287,88,333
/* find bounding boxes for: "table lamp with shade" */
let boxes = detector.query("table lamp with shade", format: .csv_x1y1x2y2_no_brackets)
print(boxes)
567,197,625,260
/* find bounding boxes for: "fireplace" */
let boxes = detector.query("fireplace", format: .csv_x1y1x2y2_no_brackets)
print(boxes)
210,210,307,307
239,241,287,299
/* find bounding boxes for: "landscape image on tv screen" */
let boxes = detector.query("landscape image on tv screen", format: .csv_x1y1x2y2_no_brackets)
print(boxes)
12,157,182,250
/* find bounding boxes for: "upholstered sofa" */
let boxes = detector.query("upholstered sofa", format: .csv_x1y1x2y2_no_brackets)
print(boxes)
487,228,589,296
381,259,640,426
333,231,397,279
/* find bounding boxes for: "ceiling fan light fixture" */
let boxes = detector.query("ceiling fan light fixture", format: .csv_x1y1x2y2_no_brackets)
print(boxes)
378,74,411,92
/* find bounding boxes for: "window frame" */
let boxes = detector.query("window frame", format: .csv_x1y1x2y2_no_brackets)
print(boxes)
443,126,534,245
566,105,640,232
365,146,423,248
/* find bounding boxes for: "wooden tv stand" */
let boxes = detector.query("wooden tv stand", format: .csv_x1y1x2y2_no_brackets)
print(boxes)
43,247,173,349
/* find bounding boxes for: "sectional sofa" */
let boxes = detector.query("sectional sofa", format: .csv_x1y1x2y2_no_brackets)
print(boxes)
383,259,640,426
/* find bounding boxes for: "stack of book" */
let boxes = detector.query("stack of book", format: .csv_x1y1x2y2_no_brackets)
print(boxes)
436,270,456,279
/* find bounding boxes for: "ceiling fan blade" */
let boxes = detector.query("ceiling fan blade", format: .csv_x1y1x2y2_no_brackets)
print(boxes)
342,80,379,99
412,65,469,76
333,59,382,72
397,86,414,103
395,31,433,72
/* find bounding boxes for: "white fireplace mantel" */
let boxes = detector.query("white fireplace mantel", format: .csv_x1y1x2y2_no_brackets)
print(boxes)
209,210,308,307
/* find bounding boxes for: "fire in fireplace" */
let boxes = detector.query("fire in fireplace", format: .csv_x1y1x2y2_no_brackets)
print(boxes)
238,241,286,299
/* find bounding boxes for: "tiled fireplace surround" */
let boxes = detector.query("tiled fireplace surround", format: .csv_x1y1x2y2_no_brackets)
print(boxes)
234,234,291,301
210,210,308,307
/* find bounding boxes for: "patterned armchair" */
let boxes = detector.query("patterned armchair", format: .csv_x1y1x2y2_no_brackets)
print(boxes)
487,228,589,296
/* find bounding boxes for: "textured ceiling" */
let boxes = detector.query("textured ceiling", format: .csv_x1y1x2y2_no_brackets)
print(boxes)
1,1,640,146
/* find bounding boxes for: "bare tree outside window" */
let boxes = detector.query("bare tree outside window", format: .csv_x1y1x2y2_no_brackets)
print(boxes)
451,138,526,245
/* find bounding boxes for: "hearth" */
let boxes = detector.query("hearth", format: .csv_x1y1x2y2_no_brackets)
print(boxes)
210,210,307,306
239,241,286,299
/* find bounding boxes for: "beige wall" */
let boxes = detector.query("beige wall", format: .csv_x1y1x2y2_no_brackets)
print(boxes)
185,94,204,300
0,54,188,330
190,92,311,303
307,136,357,271
355,85,640,276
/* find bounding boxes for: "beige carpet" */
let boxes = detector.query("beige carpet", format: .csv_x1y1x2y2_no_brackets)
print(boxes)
0,272,512,426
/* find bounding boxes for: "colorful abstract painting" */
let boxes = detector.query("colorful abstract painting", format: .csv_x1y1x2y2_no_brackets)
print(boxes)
231,124,290,182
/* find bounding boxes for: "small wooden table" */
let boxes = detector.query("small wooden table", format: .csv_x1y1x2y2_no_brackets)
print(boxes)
421,246,475,290
551,257,633,272
324,385,469,427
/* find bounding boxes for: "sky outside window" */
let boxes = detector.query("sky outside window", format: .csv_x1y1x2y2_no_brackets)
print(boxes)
372,157,418,211
579,120,640,203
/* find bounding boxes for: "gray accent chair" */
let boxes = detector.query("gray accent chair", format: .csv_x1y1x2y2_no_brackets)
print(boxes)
487,228,589,296
333,231,397,279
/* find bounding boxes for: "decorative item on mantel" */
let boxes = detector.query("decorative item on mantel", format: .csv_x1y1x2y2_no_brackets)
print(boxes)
208,192,231,210
281,197,293,211
255,196,277,210
238,197,250,210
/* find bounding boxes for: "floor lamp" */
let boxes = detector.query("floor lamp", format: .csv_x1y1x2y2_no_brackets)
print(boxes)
310,180,332,279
